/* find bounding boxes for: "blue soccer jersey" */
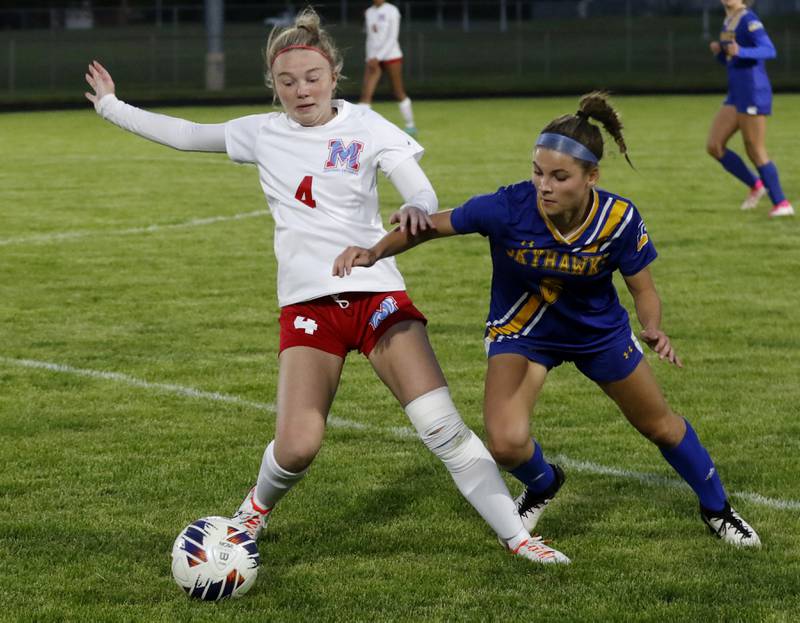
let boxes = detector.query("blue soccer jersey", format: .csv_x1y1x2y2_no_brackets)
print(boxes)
718,9,776,114
450,181,657,353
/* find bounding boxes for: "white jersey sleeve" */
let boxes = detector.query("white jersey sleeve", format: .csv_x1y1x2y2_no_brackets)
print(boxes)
388,158,438,215
225,114,274,164
365,109,423,177
96,94,227,152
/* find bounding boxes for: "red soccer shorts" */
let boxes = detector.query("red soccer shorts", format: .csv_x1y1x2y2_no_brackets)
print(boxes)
379,58,403,70
278,291,427,357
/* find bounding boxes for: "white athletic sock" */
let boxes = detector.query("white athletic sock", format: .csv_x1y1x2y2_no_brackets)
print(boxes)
398,97,414,128
357,102,372,110
254,440,307,509
405,387,525,542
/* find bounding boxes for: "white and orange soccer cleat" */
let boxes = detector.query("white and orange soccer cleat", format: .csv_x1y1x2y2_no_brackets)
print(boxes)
232,486,272,540
741,181,767,210
769,200,795,218
507,535,571,565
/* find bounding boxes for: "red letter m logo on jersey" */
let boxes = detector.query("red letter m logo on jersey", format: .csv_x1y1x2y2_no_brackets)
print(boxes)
325,139,365,174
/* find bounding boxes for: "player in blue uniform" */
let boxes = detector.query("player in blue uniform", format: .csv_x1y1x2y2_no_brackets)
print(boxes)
334,92,761,549
707,0,793,217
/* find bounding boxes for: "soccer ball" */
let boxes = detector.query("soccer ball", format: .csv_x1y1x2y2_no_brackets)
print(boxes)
171,516,260,600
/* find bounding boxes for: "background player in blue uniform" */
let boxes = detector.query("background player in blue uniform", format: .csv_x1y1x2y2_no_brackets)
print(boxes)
706,0,793,217
334,92,761,549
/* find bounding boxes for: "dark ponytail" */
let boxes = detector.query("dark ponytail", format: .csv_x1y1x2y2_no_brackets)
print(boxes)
541,91,632,169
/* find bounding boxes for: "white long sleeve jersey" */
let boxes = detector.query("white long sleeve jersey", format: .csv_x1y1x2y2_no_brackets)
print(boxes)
97,96,427,307
365,2,403,62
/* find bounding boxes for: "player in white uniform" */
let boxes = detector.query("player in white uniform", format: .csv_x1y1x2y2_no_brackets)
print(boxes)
84,8,568,565
359,0,416,135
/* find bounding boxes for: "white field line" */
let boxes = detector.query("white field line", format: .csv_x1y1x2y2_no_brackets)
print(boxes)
0,209,270,247
2,356,796,511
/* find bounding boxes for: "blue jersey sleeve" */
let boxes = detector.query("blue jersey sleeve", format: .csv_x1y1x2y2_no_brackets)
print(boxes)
450,188,508,237
617,206,657,277
736,13,776,60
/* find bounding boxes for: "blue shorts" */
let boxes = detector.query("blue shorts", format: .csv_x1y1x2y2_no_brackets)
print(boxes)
724,87,772,115
486,329,644,384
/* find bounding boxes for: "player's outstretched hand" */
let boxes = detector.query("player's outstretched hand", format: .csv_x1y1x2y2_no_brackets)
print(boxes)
389,205,434,236
709,41,721,55
85,60,115,110
640,328,683,368
332,246,377,277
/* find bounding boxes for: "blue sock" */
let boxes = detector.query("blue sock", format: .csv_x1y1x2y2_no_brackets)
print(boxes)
660,419,727,512
757,161,787,205
510,441,555,494
718,149,758,188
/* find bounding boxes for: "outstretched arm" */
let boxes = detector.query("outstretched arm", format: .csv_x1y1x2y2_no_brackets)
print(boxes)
85,60,227,152
623,267,683,368
333,210,457,277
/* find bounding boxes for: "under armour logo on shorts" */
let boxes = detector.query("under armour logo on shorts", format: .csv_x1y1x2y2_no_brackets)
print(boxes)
294,316,319,335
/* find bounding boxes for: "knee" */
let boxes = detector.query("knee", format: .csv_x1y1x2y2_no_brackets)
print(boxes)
746,145,769,166
486,432,529,469
405,387,483,470
274,439,320,473
638,411,684,447
706,140,725,159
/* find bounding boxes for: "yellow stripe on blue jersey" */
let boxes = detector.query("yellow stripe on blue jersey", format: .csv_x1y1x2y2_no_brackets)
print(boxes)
449,181,657,351
579,199,631,254
487,292,545,341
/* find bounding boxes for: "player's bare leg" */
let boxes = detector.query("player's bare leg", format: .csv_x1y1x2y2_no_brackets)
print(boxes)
370,320,569,563
234,347,344,539
359,59,382,106
385,61,408,102
598,359,683,447
707,105,765,210
738,113,769,166
739,113,793,217
385,62,415,134
483,355,546,469
483,355,564,533
600,359,760,547
706,105,739,160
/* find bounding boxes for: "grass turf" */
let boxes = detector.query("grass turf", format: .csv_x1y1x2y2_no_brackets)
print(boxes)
0,95,799,621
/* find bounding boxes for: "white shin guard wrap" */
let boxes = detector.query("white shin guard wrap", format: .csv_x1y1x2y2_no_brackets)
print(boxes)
254,440,308,510
404,387,525,541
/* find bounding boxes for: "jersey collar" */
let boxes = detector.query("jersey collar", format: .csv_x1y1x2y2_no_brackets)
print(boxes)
284,99,349,130
537,187,599,245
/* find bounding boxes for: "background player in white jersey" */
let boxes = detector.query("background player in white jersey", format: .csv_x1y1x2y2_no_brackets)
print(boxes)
84,8,567,565
359,0,416,135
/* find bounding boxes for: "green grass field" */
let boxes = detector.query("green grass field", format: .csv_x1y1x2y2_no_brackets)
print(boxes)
1,95,799,622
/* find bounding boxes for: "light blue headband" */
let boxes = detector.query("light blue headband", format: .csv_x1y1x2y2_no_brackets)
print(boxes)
535,132,598,164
